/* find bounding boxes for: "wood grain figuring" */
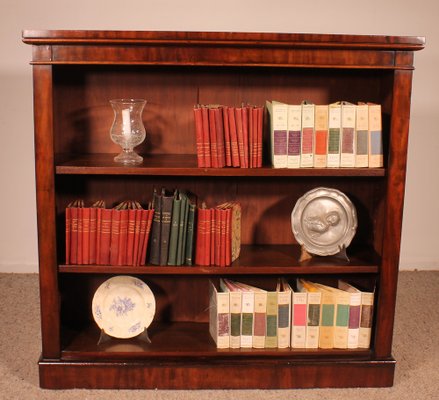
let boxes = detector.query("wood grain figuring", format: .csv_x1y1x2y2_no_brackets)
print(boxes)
24,30,423,389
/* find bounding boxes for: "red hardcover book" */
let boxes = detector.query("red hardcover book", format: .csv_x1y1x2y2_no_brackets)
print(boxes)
77,205,83,265
248,106,255,168
109,208,121,266
133,208,142,266
222,106,232,167
140,209,154,266
213,107,226,167
227,107,240,167
210,208,216,265
89,203,99,265
214,208,222,266
208,107,219,168
201,106,211,167
136,209,148,266
117,209,129,266
205,208,212,266
99,208,112,265
252,107,259,168
257,106,263,167
241,107,250,168
65,202,73,264
95,202,104,265
82,207,90,265
234,107,246,168
219,208,227,267
126,208,137,266
193,106,205,167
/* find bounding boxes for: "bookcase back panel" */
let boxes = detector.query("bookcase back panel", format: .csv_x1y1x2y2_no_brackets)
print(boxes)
55,175,386,259
52,66,393,158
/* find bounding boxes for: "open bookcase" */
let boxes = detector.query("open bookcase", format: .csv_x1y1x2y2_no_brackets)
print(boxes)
23,30,424,389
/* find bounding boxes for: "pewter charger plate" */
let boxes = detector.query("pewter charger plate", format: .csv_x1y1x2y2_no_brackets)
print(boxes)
291,187,357,256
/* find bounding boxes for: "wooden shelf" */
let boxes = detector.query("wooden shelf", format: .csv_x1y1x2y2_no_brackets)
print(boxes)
55,154,386,177
61,322,373,361
59,244,379,275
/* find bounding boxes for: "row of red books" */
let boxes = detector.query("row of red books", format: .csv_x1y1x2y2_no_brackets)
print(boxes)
195,202,241,267
65,200,154,266
193,104,264,168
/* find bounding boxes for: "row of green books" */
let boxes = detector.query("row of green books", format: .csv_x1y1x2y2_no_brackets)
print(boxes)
209,278,374,349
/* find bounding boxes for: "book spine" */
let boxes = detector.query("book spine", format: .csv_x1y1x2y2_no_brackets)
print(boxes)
82,207,90,265
117,209,128,266
99,208,112,265
355,104,369,167
269,102,288,168
229,290,242,348
159,193,174,265
265,291,278,348
205,208,212,266
149,190,162,265
300,103,315,168
95,207,102,265
209,282,230,349
347,292,362,349
256,106,263,168
327,103,341,168
208,107,219,168
213,107,226,168
305,291,321,349
109,209,121,266
240,291,254,348
359,292,374,348
167,195,181,266
195,208,206,265
214,208,221,266
252,291,267,348
340,103,356,167
314,105,329,168
277,290,291,348
227,107,240,167
368,104,383,168
184,202,196,265
65,207,72,264
126,208,136,266
201,106,211,167
77,207,83,265
136,210,148,266
89,207,98,265
222,106,232,167
176,195,189,266
287,105,301,169
242,107,250,168
193,106,205,167
132,208,142,265
319,291,335,349
333,294,350,349
140,209,154,266
235,107,246,168
291,292,307,348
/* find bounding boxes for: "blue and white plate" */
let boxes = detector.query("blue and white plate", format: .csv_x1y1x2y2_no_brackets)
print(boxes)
92,276,156,339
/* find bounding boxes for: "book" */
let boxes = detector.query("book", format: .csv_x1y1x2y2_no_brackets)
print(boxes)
265,287,278,348
99,207,112,265
109,202,123,266
300,101,315,167
256,106,263,168
193,106,205,167
117,203,129,266
227,107,240,167
277,278,292,348
368,103,383,168
297,278,321,349
266,100,288,168
66,199,82,265
359,286,375,348
209,280,230,348
291,281,307,348
184,198,197,265
176,192,190,266
201,106,211,167
167,190,181,265
93,200,105,265
314,105,329,168
355,103,369,167
138,206,154,266
159,189,174,265
327,102,342,168
222,106,232,167
241,106,250,168
234,107,246,168
340,101,356,167
82,206,90,264
213,106,226,168
220,279,242,348
337,280,362,349
149,188,162,265
287,104,301,168
195,204,208,266
314,282,350,349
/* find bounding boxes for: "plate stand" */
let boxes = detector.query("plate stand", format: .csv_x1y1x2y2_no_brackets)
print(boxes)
97,328,152,345
299,245,350,262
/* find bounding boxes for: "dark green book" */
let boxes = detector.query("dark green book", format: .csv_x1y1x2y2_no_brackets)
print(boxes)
167,190,181,265
176,193,188,266
159,189,174,266
184,200,196,265
149,188,162,265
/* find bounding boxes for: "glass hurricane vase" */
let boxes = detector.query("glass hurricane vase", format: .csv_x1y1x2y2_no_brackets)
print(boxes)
110,99,146,164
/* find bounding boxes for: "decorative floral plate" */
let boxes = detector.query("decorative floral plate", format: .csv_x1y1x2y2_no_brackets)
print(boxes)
291,187,357,256
92,276,156,339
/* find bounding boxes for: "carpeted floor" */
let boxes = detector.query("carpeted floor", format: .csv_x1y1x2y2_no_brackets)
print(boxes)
0,271,438,399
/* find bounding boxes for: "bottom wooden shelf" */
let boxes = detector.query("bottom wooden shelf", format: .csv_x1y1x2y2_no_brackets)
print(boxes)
37,322,397,389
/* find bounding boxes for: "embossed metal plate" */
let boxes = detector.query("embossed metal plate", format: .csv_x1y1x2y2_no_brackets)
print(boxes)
291,187,357,256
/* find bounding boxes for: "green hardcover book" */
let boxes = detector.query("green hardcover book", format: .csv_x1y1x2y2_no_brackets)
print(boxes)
184,201,196,265
159,189,174,266
167,190,181,265
176,193,188,265
149,188,162,265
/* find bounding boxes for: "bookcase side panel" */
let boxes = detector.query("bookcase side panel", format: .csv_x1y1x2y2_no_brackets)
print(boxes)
33,63,61,359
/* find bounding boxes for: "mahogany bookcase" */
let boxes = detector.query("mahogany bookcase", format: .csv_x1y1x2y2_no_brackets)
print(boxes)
23,30,424,389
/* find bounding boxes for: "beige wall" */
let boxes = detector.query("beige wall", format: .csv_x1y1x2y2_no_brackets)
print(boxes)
1,0,437,272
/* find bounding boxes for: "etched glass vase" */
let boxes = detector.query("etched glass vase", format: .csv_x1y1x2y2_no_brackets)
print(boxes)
110,99,146,164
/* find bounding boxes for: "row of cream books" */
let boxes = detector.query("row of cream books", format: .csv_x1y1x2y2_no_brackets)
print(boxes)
209,278,374,349
266,100,383,169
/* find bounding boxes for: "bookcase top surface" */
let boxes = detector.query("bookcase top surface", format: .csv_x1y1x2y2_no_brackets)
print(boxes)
22,30,425,50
